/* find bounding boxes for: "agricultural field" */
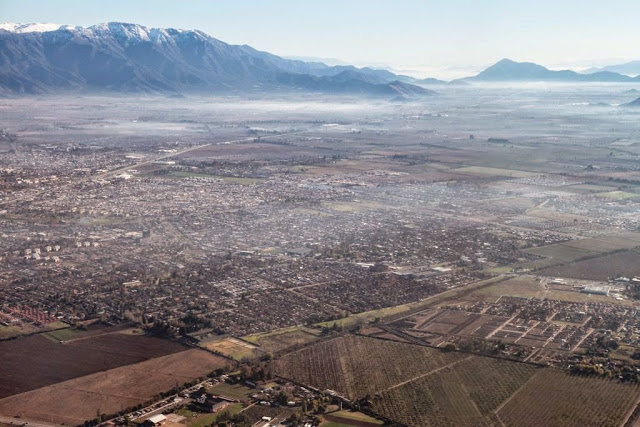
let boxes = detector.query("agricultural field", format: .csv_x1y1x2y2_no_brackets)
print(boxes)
244,326,322,354
322,410,384,426
371,356,538,427
452,166,539,178
0,320,68,339
0,349,230,425
274,335,467,398
462,276,546,301
275,333,640,426
200,336,264,360
208,382,255,401
538,248,640,281
0,329,187,398
517,233,640,271
496,369,640,427
175,403,243,427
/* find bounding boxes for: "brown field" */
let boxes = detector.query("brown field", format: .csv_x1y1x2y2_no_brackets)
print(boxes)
274,335,466,398
0,330,187,398
497,369,640,427
0,349,230,425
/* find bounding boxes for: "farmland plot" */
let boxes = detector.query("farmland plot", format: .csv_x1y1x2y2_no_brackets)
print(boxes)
372,356,538,426
497,369,640,427
0,331,186,398
274,335,466,398
0,349,230,425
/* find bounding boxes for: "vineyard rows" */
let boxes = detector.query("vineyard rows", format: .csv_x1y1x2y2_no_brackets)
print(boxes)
497,368,640,427
274,335,465,398
372,356,538,426
275,335,640,426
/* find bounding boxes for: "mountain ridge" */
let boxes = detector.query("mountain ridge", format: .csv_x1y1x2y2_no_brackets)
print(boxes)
462,58,638,83
0,22,434,97
583,60,640,77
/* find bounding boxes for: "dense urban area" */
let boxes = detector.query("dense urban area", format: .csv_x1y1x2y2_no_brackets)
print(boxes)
1,86,640,427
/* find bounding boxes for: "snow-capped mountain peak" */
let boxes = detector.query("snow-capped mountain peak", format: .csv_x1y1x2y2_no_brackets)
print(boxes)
0,22,62,33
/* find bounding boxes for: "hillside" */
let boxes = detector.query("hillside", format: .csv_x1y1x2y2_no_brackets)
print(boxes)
0,22,434,97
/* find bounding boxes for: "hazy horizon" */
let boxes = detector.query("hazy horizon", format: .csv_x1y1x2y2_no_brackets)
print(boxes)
1,0,639,79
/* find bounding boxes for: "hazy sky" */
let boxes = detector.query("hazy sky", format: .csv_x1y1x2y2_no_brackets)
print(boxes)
1,0,639,78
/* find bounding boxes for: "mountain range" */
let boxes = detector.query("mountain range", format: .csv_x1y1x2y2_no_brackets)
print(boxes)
1,23,639,96
461,59,639,83
0,22,433,97
583,60,640,77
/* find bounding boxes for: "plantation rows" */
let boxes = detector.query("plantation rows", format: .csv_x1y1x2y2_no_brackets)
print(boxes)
498,369,640,427
372,357,538,426
274,335,465,398
276,335,640,426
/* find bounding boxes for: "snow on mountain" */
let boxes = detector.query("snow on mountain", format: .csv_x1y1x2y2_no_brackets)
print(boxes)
0,22,62,33
0,22,435,96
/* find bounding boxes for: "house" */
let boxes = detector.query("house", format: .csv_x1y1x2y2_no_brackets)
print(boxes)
144,414,166,426
200,393,238,413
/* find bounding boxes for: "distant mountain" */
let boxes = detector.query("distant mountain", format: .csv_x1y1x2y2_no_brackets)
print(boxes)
415,77,469,86
0,22,434,97
622,97,640,107
584,60,640,77
464,59,636,82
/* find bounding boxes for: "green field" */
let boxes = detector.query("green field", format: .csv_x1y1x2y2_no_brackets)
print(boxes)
326,410,384,425
0,325,25,339
465,276,546,301
598,190,640,200
42,328,82,342
0,321,69,340
186,403,243,427
244,326,321,354
208,383,255,401
200,337,264,360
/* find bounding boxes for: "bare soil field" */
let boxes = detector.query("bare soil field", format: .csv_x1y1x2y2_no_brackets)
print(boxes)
0,330,187,398
0,349,230,425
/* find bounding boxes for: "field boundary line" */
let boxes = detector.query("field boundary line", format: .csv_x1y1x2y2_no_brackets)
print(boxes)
456,374,490,426
383,355,474,392
493,369,540,416
621,389,640,427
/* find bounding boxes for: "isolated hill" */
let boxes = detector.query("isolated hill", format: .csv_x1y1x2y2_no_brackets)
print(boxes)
0,22,434,97
464,59,635,82
584,60,640,77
